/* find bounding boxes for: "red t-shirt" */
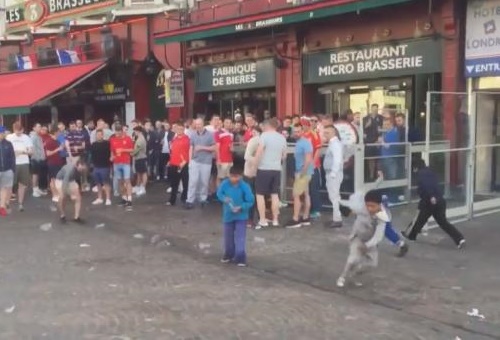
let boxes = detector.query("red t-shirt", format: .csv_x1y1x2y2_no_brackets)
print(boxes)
215,129,234,163
304,130,322,169
169,134,190,167
243,128,253,143
44,137,64,167
109,135,134,164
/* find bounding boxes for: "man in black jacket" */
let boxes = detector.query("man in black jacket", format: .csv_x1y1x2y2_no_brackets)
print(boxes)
403,158,465,249
0,126,16,216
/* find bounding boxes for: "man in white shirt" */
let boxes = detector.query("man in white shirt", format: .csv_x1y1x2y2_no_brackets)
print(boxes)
322,125,344,228
6,122,33,211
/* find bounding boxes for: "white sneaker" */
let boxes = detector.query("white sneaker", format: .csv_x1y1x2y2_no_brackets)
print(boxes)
92,198,104,205
52,196,59,203
136,188,146,197
132,186,139,194
105,199,112,206
336,277,346,288
39,189,48,196
33,188,41,198
92,186,98,193
166,187,172,193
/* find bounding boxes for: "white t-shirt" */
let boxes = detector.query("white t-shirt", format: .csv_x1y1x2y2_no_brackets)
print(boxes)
6,133,33,165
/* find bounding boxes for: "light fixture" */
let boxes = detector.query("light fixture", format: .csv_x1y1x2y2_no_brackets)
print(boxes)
302,40,309,54
423,21,433,31
372,30,379,44
382,28,392,37
253,46,259,59
414,20,423,38
334,37,342,48
345,34,354,42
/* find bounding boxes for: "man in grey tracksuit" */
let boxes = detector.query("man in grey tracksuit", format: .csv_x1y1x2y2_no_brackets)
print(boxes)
323,125,344,228
185,118,216,209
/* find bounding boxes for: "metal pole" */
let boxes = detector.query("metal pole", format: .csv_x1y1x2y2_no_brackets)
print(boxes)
467,79,476,220
425,91,431,165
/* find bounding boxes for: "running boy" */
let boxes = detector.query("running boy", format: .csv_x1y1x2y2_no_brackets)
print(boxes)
55,159,87,223
216,166,255,267
337,190,390,288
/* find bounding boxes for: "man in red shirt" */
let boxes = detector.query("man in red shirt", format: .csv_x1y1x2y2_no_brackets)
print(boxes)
109,125,134,211
215,118,234,186
243,113,256,143
167,121,190,206
301,117,323,219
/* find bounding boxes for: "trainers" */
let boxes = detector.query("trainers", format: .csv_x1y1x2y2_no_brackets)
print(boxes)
52,196,59,203
397,242,409,257
336,277,346,288
300,217,311,226
458,239,466,249
105,199,112,206
60,216,67,224
118,199,127,206
271,220,280,227
39,189,48,196
285,219,302,229
165,202,172,206
166,187,172,193
125,201,133,211
220,258,231,263
237,263,247,267
310,211,321,219
18,204,24,212
255,221,268,230
132,186,139,194
72,217,85,224
92,186,99,193
279,201,288,208
32,190,41,198
0,207,7,217
92,198,104,205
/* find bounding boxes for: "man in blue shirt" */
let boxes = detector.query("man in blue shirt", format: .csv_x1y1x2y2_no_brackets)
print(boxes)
286,124,314,229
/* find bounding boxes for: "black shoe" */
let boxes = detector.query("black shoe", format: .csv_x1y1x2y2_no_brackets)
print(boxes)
60,216,67,224
125,201,133,211
397,242,409,257
300,217,311,226
285,219,302,229
118,199,127,206
72,217,85,224
401,231,416,241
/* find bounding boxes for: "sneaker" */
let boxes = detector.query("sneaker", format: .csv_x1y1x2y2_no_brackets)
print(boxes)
255,221,268,230
285,219,302,229
72,217,85,224
166,187,172,193
397,242,409,257
39,189,48,196
32,189,41,198
92,186,99,193
92,198,104,205
310,211,321,219
136,187,146,197
300,217,311,226
18,204,24,212
237,263,247,267
52,196,59,203
125,201,133,212
165,202,172,206
336,277,346,288
81,186,90,193
60,216,67,224
279,201,288,208
220,258,231,263
118,199,127,207
271,220,280,227
0,207,7,217
132,186,139,194
458,239,466,250
105,199,112,206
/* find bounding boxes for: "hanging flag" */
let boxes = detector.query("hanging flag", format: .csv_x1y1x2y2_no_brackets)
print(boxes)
16,55,33,70
56,49,81,65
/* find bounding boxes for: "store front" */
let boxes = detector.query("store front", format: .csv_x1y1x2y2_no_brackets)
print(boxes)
194,58,276,120
303,39,442,137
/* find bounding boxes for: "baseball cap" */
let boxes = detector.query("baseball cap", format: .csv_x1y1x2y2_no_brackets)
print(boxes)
0,126,6,133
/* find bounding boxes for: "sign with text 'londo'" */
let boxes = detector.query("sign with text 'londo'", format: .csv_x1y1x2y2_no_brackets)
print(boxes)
195,59,276,93
303,39,442,84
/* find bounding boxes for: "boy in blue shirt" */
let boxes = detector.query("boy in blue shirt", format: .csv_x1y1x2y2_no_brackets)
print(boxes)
217,166,255,267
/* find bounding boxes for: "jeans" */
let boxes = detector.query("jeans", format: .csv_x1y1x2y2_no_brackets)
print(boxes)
326,171,343,222
384,222,401,245
158,153,170,180
187,161,212,204
223,220,247,264
309,168,322,213
168,165,189,205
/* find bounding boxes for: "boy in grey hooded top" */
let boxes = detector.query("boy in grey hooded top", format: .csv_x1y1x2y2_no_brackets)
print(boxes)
336,190,389,288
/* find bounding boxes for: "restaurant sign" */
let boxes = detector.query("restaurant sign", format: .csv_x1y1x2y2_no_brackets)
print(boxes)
303,39,442,84
195,59,276,92
5,0,120,32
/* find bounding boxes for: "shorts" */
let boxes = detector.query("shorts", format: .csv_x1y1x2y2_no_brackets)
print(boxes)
255,169,281,195
217,163,233,179
14,164,30,187
114,163,131,180
134,159,147,174
93,167,111,185
0,170,14,188
31,159,46,175
292,174,311,196
55,179,79,198
48,165,63,180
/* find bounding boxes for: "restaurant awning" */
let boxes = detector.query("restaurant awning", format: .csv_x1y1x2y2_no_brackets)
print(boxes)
0,61,107,115
154,0,413,44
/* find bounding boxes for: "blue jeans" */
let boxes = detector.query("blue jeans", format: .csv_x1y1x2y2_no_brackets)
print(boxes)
223,220,247,264
385,222,401,245
309,168,322,213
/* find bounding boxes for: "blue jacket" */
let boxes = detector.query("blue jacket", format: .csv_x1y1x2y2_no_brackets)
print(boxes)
217,179,255,223
0,139,15,172
416,167,443,208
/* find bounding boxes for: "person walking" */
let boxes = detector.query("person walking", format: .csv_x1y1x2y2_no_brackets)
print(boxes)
322,125,344,228
403,158,466,249
167,122,190,206
0,126,15,217
185,118,216,209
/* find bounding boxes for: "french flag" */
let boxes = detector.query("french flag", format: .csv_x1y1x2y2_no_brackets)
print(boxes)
56,49,81,65
16,55,34,70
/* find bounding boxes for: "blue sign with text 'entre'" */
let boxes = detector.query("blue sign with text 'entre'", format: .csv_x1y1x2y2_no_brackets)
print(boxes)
465,57,500,77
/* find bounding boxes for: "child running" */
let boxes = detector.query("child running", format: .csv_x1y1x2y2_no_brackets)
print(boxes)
217,166,255,267
336,190,391,288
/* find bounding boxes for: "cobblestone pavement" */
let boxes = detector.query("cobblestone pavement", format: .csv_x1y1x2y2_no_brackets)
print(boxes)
0,186,499,339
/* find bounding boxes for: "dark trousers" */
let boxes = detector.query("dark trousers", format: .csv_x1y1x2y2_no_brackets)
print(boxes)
158,153,170,180
309,168,322,213
148,150,159,178
408,200,464,245
168,165,188,205
244,176,255,223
